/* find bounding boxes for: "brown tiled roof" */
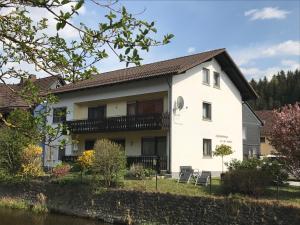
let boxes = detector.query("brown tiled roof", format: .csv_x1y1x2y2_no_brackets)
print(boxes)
0,76,63,112
0,84,26,110
255,110,276,136
52,48,257,101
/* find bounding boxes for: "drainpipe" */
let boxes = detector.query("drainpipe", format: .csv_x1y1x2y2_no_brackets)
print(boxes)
165,76,172,174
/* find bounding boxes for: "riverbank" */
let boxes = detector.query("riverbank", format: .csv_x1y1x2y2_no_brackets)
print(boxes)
0,180,300,225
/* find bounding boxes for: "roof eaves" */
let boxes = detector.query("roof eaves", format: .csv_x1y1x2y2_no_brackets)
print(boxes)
243,102,264,126
222,50,258,100
52,71,176,95
177,48,226,74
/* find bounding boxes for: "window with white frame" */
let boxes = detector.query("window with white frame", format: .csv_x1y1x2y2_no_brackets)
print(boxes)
202,68,210,85
202,102,212,120
203,139,212,157
53,107,67,123
213,72,220,88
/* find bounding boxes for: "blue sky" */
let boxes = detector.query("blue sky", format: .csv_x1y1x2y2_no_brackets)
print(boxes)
2,0,300,82
83,0,300,80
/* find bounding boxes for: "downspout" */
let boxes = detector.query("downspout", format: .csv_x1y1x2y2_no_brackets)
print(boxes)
165,76,172,174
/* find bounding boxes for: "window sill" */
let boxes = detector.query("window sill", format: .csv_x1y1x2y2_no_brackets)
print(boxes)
213,85,220,89
202,82,210,86
202,118,212,122
203,156,213,159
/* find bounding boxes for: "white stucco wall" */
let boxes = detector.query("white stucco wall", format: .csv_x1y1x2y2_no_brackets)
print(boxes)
44,78,169,166
171,59,243,175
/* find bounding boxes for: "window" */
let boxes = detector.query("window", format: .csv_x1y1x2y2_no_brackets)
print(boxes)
213,72,220,88
142,138,156,155
243,127,247,140
53,107,67,123
141,137,167,156
127,102,137,116
202,68,210,85
110,139,126,149
260,137,266,143
88,105,106,120
137,99,163,115
203,139,212,157
85,140,95,150
202,102,212,120
58,146,66,161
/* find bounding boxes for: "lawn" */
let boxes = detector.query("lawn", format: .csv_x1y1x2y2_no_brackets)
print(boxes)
123,178,222,197
123,178,300,206
51,173,300,206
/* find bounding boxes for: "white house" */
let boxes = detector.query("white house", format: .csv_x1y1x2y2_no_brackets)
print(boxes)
44,48,257,176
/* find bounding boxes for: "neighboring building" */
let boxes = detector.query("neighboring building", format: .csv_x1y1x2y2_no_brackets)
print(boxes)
0,75,65,117
255,110,277,156
45,48,257,176
242,102,263,159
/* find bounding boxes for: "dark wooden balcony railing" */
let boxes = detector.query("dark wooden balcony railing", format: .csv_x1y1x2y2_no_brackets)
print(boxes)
126,155,168,173
66,113,170,134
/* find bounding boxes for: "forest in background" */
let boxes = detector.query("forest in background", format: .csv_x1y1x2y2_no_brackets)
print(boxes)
247,70,300,110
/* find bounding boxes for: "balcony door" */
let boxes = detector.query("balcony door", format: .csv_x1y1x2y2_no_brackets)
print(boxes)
138,99,163,115
127,99,163,116
141,136,167,157
88,105,106,120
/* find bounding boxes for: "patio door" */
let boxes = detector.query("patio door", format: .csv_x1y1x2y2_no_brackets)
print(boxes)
141,136,167,157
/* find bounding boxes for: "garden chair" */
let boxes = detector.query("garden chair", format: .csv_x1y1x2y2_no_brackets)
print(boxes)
178,166,200,183
195,171,211,186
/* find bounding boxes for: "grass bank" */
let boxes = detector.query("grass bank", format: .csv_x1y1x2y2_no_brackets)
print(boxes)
0,196,48,213
52,172,300,206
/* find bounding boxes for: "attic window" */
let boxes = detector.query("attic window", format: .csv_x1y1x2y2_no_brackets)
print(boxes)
213,72,220,88
202,68,210,85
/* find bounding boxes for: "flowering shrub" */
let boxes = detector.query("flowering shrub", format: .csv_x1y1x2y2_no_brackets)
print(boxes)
52,163,71,178
19,144,44,178
269,103,300,179
77,150,95,172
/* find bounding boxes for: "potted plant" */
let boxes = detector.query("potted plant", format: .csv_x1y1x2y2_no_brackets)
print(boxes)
213,144,233,180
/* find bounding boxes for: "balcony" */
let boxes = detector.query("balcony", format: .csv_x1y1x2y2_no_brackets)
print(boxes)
66,113,170,134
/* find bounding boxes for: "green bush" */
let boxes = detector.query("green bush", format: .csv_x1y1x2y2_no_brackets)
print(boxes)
0,109,39,175
222,158,288,196
226,158,288,182
92,139,126,187
128,163,145,179
222,169,271,196
144,168,156,177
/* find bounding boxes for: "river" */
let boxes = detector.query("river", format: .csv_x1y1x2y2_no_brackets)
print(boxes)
0,208,113,225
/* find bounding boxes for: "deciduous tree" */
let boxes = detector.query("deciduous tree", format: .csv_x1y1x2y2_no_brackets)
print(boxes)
269,103,300,179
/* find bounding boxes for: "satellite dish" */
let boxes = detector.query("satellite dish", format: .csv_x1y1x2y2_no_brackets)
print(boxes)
176,96,184,110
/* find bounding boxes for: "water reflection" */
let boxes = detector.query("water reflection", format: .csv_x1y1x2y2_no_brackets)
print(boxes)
0,208,111,225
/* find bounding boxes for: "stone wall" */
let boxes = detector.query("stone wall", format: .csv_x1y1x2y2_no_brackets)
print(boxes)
0,182,299,225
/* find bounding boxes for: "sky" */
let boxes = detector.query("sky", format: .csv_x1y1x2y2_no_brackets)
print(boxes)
2,0,300,82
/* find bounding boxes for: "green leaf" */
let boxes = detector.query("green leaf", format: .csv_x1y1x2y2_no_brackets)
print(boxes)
75,0,84,10
125,48,130,55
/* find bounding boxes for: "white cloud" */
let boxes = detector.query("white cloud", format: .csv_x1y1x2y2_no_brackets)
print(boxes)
232,40,300,66
241,59,300,80
245,7,289,20
0,3,86,39
187,47,196,53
